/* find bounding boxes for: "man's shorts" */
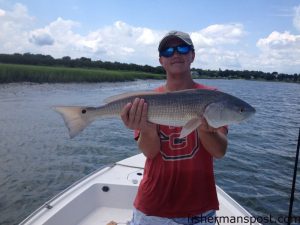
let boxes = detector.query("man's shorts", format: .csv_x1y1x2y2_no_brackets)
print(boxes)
130,208,216,225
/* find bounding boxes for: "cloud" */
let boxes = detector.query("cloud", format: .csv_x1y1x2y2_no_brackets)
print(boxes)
191,24,245,47
0,5,245,68
195,48,243,70
20,19,163,64
0,3,299,74
190,24,246,70
293,5,300,31
29,30,54,46
0,8,5,16
257,31,300,50
0,3,34,52
30,17,81,47
0,3,33,28
256,31,300,72
26,17,89,57
136,28,157,45
54,20,164,64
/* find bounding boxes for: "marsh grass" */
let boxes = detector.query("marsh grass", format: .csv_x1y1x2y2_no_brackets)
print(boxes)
0,63,165,83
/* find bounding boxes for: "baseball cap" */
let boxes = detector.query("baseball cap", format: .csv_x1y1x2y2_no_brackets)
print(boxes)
158,30,194,51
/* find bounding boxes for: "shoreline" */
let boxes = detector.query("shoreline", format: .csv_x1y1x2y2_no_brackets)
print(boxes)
0,63,299,84
0,63,165,83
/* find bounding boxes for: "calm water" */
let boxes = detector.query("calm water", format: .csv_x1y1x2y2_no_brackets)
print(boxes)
0,80,299,225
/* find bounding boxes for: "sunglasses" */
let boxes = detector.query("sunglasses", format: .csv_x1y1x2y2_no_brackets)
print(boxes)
159,45,193,57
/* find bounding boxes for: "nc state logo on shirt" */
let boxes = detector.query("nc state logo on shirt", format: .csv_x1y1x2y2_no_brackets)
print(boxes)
159,126,199,161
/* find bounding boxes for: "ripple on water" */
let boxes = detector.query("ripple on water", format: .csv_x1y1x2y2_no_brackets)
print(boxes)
0,80,299,225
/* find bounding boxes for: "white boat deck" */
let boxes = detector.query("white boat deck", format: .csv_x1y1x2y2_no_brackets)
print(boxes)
20,154,261,225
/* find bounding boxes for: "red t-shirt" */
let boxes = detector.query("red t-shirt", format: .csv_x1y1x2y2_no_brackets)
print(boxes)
134,83,220,217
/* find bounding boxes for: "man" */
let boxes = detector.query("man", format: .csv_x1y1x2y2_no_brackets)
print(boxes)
121,31,228,225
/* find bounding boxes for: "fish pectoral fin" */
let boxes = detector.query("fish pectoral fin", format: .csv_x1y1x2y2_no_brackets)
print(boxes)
179,118,202,139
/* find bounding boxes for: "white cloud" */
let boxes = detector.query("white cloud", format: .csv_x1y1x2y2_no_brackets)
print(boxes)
191,24,245,47
0,3,299,74
257,31,299,50
190,24,246,70
293,5,300,31
28,19,163,64
136,28,156,45
0,3,33,29
0,3,34,52
256,31,300,72
69,21,163,63
0,8,5,16
202,24,244,41
194,48,243,70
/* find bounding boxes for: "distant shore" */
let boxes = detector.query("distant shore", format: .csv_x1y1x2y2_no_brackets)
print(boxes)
0,63,165,83
0,63,299,84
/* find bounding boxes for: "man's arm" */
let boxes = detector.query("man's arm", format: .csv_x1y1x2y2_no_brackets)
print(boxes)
121,98,160,159
198,117,228,159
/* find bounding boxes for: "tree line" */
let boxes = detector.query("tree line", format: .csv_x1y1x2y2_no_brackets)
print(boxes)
0,53,299,83
191,68,300,83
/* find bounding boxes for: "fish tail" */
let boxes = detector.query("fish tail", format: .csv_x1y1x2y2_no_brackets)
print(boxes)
53,106,97,138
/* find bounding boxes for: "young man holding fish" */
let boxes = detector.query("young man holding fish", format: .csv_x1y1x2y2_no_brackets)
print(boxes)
54,30,255,225
121,31,228,225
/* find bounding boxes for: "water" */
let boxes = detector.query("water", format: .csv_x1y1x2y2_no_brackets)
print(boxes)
0,80,299,225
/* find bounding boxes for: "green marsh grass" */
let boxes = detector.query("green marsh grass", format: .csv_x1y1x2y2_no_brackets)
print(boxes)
0,63,164,83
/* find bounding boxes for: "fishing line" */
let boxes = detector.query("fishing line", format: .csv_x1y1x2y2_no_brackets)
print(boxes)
287,128,300,225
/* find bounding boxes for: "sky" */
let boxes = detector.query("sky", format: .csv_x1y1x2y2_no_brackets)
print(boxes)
0,0,300,74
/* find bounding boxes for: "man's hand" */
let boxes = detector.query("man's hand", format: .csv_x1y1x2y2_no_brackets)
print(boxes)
197,117,228,158
120,98,156,133
198,117,218,133
120,98,160,159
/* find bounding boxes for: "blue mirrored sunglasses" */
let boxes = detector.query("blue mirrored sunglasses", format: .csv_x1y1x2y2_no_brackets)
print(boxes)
159,45,193,57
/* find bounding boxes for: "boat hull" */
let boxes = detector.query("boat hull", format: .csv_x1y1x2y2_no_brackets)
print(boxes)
20,154,261,225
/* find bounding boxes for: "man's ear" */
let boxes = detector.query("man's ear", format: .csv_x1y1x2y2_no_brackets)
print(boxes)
191,51,195,63
159,57,163,66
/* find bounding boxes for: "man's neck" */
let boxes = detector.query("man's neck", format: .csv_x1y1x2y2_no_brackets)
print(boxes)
165,74,195,91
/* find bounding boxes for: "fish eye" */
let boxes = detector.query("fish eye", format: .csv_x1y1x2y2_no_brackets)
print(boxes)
240,108,244,113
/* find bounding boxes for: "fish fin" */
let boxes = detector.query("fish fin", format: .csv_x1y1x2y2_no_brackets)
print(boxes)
203,102,221,128
104,91,159,103
104,89,208,103
179,118,202,138
53,106,95,138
